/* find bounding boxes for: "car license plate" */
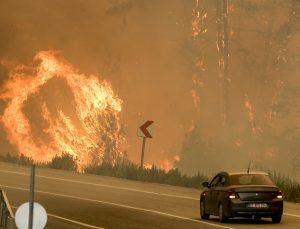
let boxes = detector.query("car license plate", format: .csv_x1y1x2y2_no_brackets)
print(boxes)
247,203,268,208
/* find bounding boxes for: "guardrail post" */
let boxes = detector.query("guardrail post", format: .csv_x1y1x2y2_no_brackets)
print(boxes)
1,202,4,226
3,210,7,227
0,191,17,229
7,217,16,229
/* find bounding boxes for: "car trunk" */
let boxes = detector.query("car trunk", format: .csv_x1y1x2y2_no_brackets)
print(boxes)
231,186,279,201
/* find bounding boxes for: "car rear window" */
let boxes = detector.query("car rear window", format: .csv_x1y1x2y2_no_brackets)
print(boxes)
229,174,274,185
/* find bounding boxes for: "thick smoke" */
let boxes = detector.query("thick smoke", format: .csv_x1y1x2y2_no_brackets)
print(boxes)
1,0,300,178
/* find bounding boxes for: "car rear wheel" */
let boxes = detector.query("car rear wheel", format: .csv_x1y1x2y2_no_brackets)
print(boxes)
253,216,261,221
200,200,210,219
272,214,282,223
218,203,228,223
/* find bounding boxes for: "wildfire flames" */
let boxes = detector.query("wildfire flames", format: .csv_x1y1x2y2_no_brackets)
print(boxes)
191,0,207,38
0,51,124,169
244,94,261,135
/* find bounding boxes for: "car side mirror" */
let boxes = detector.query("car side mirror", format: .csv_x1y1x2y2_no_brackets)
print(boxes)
202,181,209,187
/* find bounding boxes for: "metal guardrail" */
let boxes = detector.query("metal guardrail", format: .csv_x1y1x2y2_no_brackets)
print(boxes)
0,191,16,229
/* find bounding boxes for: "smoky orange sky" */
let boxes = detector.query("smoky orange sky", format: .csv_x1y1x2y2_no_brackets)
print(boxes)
1,0,300,177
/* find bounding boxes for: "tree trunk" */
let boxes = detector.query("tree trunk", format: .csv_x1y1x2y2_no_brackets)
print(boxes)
215,0,230,126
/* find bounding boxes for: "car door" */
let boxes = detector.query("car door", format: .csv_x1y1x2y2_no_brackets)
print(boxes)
210,175,225,214
211,175,230,214
205,175,221,213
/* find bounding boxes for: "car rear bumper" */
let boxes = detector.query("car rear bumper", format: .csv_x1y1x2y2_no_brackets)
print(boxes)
225,199,283,218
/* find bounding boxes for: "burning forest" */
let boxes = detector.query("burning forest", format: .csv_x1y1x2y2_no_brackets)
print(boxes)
0,0,300,179
0,51,124,170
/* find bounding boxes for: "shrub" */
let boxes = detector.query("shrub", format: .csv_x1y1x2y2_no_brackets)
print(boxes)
18,154,34,166
48,152,78,171
0,153,34,165
84,162,208,188
269,171,300,202
0,153,19,163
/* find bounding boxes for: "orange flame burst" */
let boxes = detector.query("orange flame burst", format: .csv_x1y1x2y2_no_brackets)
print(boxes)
0,51,124,169
244,94,257,134
192,0,207,38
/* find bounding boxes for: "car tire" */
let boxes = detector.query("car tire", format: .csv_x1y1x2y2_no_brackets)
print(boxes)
272,214,282,223
200,199,210,219
218,203,228,223
253,216,261,221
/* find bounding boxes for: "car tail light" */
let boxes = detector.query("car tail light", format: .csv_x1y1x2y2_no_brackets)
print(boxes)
275,191,283,199
227,191,239,199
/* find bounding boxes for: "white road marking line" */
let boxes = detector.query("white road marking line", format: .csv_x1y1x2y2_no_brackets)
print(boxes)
11,205,105,229
48,214,105,229
5,169,300,224
4,185,234,229
0,169,199,200
284,213,300,218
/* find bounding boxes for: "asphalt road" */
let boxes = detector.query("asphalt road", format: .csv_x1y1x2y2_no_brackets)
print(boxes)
0,162,299,229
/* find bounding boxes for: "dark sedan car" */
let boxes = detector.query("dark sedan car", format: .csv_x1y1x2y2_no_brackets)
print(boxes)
200,171,283,223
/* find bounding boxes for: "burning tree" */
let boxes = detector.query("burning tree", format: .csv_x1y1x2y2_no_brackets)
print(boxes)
0,51,125,170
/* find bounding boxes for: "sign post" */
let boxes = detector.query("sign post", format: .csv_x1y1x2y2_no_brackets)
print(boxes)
137,120,154,169
15,164,48,229
140,137,146,168
29,164,35,229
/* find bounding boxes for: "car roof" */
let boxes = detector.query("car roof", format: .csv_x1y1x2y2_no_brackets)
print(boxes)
218,171,269,176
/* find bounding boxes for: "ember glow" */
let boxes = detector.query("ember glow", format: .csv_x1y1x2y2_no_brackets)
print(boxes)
0,51,124,169
191,0,207,38
244,94,256,134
